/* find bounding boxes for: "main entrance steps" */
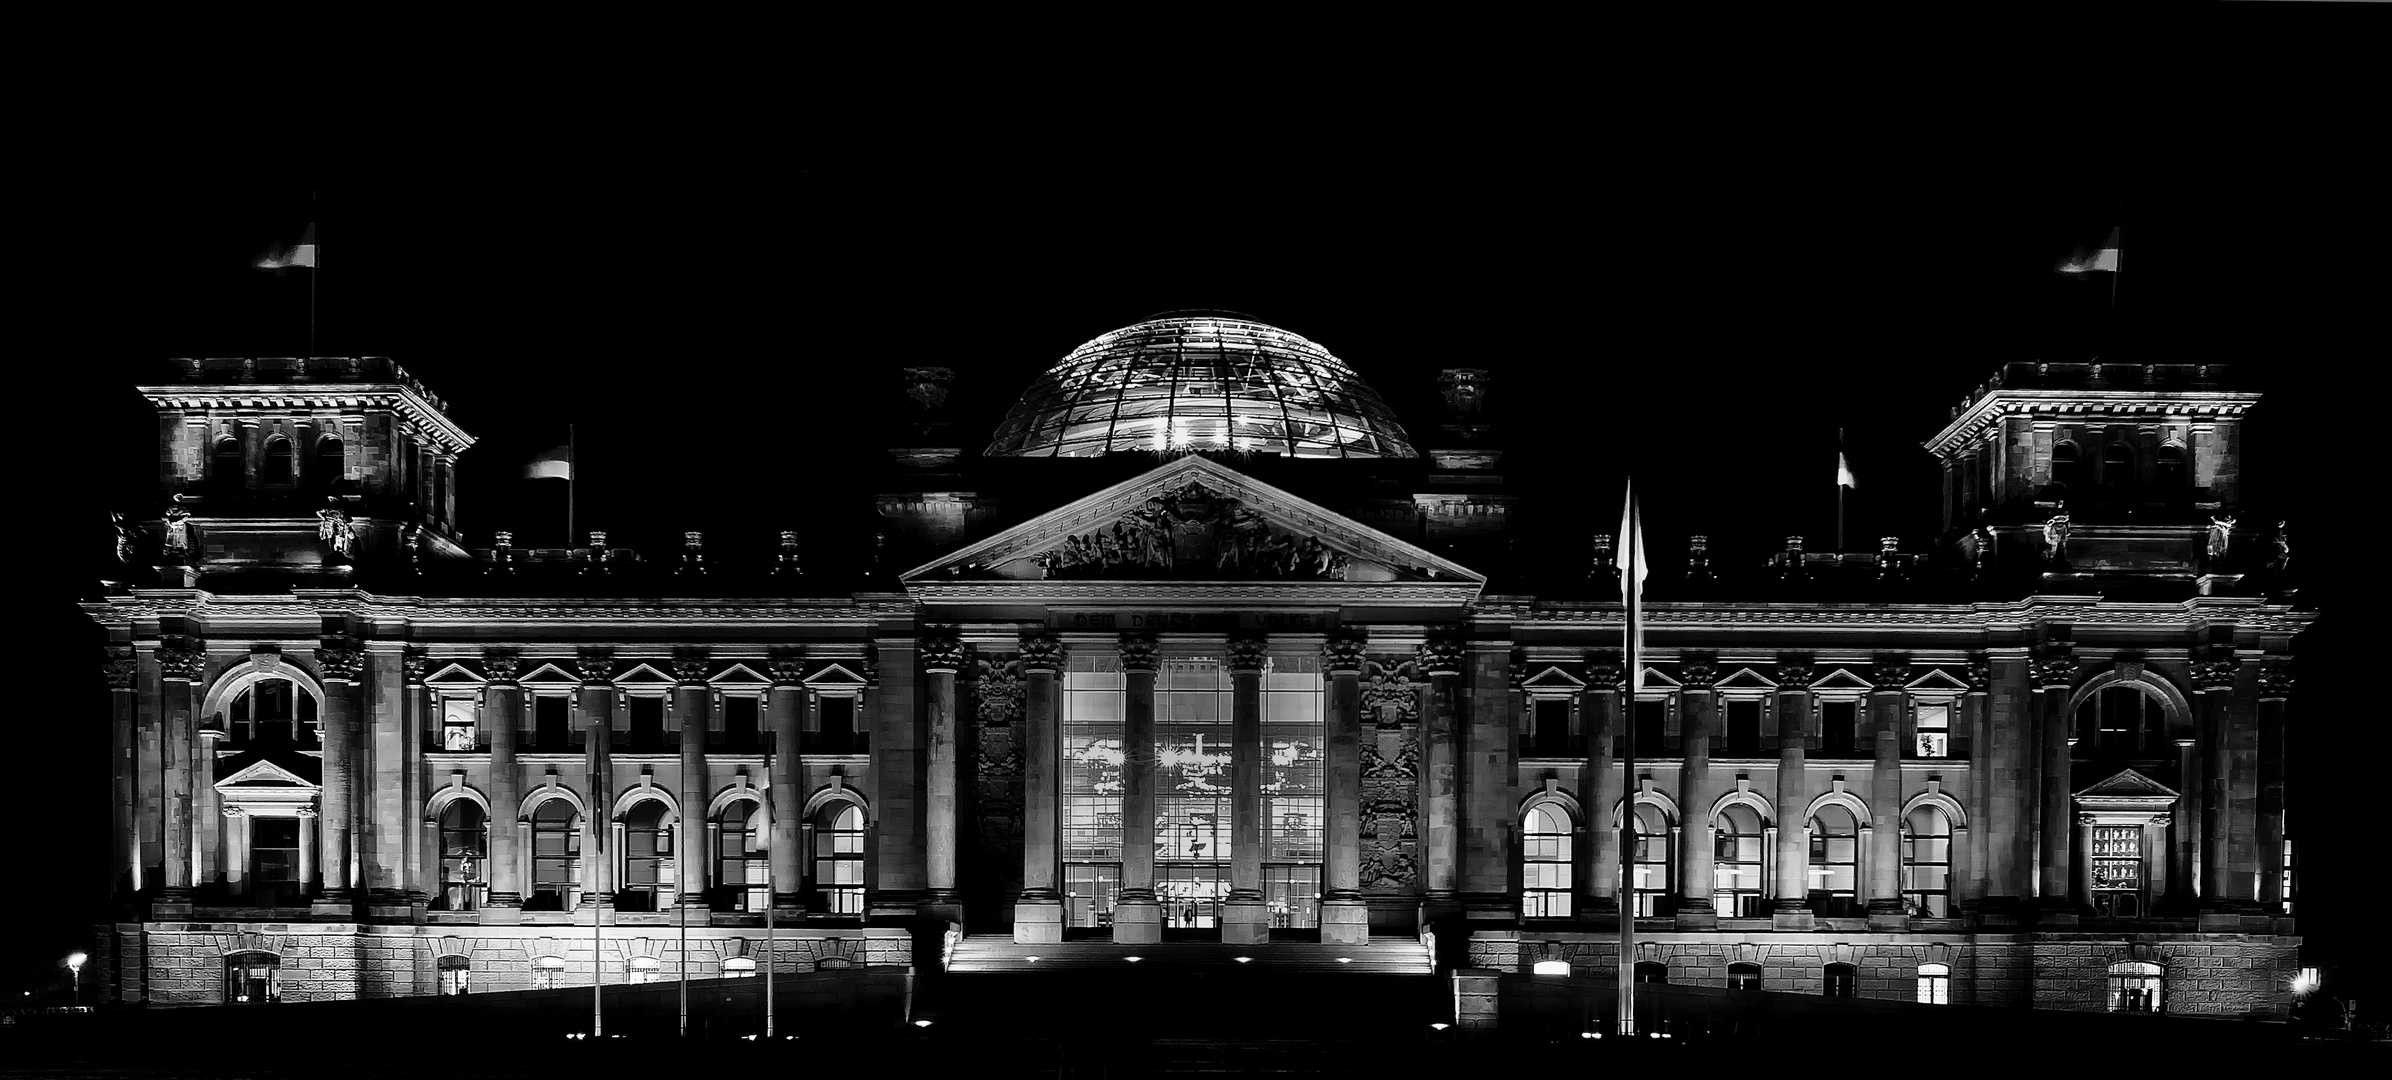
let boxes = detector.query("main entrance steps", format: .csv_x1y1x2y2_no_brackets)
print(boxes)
946,935,1434,974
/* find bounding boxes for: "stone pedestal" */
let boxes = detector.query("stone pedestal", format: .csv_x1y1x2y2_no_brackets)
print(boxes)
1013,897,1063,944
1865,897,1910,932
1112,896,1163,944
478,904,525,926
310,897,354,920
1770,906,1813,932
1673,908,1719,931
1320,895,1370,945
1221,898,1270,945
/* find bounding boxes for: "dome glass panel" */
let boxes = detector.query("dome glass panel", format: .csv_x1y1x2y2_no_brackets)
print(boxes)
985,314,1418,459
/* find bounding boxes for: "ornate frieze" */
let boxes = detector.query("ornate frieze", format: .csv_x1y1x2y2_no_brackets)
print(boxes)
1360,728,1421,891
2030,646,2076,690
103,647,138,689
1228,635,1269,674
1965,655,1992,692
482,650,523,686
1116,633,1160,673
2257,660,2294,700
972,659,1025,726
1018,634,1065,673
1360,668,1420,728
671,649,709,686
1321,633,1367,675
920,633,967,674
315,641,366,682
1028,480,1350,581
574,650,615,686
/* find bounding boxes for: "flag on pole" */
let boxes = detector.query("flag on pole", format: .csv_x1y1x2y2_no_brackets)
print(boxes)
2057,227,2121,274
1837,450,1858,489
525,444,574,480
255,223,319,270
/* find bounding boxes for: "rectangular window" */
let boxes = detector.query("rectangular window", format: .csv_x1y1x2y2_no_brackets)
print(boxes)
1063,657,1125,929
1631,699,1667,754
723,695,761,753
815,695,854,754
1530,698,1571,756
438,956,469,996
1264,654,1324,929
1820,701,1858,757
627,696,665,752
441,696,479,752
534,695,570,751
250,816,302,907
2090,825,2143,918
1724,699,1762,757
1914,702,1950,758
1917,964,1951,1005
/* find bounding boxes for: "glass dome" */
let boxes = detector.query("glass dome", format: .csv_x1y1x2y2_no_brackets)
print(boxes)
984,313,1418,459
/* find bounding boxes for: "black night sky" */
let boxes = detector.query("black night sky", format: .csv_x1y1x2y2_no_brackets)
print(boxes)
14,131,2375,1004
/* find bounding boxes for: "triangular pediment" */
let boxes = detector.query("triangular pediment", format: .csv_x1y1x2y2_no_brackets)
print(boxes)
1810,668,1875,691
1714,667,1779,691
901,455,1484,588
1635,666,1680,690
218,755,319,789
613,663,675,686
423,662,486,686
2076,768,2179,800
1520,665,1586,691
709,663,772,687
517,662,581,687
1905,668,1973,693
803,662,870,689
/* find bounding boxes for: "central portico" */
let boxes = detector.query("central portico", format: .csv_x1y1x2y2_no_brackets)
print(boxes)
899,455,1486,946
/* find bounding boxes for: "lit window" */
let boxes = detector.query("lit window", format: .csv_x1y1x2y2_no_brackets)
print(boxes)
438,800,486,912
530,799,580,911
2089,823,2145,918
813,803,865,916
2109,961,2163,1013
1627,801,1671,918
621,801,672,913
1522,803,1574,919
717,800,769,913
438,955,470,996
1711,804,1766,918
1728,963,1762,992
441,696,478,751
1914,702,1950,758
1917,962,1950,1004
1901,806,1953,918
627,956,660,986
531,955,565,990
1824,963,1857,998
2283,835,2295,915
722,956,756,979
225,952,279,1004
1808,806,1860,917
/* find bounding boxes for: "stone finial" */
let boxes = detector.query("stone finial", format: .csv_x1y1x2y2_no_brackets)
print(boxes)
766,653,807,686
2192,647,2242,691
902,367,956,413
1436,368,1490,419
315,640,366,682
1117,633,1160,673
1321,633,1368,675
1776,654,1815,688
920,633,967,675
102,646,138,690
679,532,706,576
1584,651,1624,691
1871,654,1911,689
1018,634,1065,673
776,530,803,577
1679,654,1718,690
403,648,431,685
1418,640,1466,678
671,649,710,686
2257,660,2293,700
1228,635,1270,674
574,649,616,687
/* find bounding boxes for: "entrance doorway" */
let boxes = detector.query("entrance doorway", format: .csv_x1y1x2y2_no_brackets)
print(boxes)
1158,864,1228,931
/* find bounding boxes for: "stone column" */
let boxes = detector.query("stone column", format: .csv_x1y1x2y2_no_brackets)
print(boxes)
105,648,138,900
1320,633,1370,945
764,659,805,911
297,809,318,893
2031,646,2076,917
2255,662,2292,913
1014,635,1065,944
1459,639,1517,922
197,717,225,893
1866,658,1909,929
1113,633,1162,944
2168,737,2198,912
1674,658,1718,928
315,639,365,912
576,651,616,910
482,652,526,918
2076,814,2097,909
1581,654,1620,915
155,640,206,910
674,651,716,911
2195,649,2241,916
1418,640,1466,921
921,633,966,919
1979,652,2034,922
402,650,431,907
222,809,249,896
1960,658,1991,907
363,648,409,915
1771,659,1813,929
1222,635,1270,945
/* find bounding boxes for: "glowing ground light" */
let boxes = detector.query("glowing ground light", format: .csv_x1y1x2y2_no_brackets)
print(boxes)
1234,957,1252,964
1125,956,1143,963
1430,1023,1450,1031
1025,956,1040,963
914,1020,932,1028
1336,957,1351,964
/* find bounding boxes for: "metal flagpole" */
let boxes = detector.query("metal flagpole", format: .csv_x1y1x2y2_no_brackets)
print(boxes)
764,728,776,1039
308,191,318,359
1837,428,1846,554
568,423,577,549
1617,479,1642,1036
593,891,604,1037
678,883,688,1036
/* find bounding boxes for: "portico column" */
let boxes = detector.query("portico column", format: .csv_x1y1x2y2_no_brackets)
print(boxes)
1866,659,1908,928
2195,649,2241,913
1222,635,1270,945
222,808,249,896
1771,660,1814,927
1418,641,1466,913
674,651,716,911
1113,634,1162,944
315,639,365,910
576,650,616,910
402,650,431,906
2168,738,2199,911
2256,662,2292,914
1014,635,1065,944
1319,633,1369,945
764,659,804,911
921,633,965,913
297,809,318,891
481,652,526,917
2076,814,2097,909
2032,646,2076,915
1675,658,1718,928
104,648,138,899
1580,654,1620,915
155,640,206,909
1960,660,1991,907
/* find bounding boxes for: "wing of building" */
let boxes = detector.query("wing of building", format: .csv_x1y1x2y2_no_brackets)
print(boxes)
83,318,2308,1024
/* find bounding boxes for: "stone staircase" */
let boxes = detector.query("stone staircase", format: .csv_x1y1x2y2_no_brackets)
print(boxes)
946,935,1434,974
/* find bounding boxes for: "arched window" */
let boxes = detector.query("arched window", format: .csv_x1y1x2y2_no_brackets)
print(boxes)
2109,960,2163,1013
1808,805,1860,917
211,437,245,488
437,954,470,996
530,955,566,990
813,802,865,916
2153,444,2186,492
1711,803,1766,917
1634,961,1667,984
225,951,280,1004
1627,801,1671,918
1522,803,1574,919
626,956,660,985
529,800,580,911
1917,962,1951,1004
437,800,486,912
1728,962,1763,991
2102,441,2136,495
2049,440,2081,495
1824,962,1857,998
262,436,294,486
621,800,672,912
232,677,304,745
1901,806,1953,917
2075,684,2167,755
311,436,345,489
717,800,769,913
721,956,756,978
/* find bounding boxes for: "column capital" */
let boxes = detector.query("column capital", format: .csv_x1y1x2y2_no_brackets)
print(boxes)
103,646,138,690
1870,654,1911,690
1775,654,1815,687
1228,635,1270,674
1679,653,1719,690
1321,632,1367,675
574,649,616,687
156,638,208,681
1117,633,1159,673
920,632,966,674
2030,646,2076,690
1019,634,1065,673
2257,660,2294,700
671,648,711,686
2192,648,2241,691
403,648,431,686
314,640,365,683
767,653,808,686
482,649,522,687
1583,650,1624,690
1417,639,1465,678
1964,654,1992,693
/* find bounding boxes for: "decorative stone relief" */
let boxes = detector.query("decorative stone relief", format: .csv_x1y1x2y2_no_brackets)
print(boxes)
1321,634,1367,675
1360,660,1420,728
1029,480,1350,580
1019,634,1065,673
767,654,806,686
1417,640,1465,678
1965,655,1991,692
2031,645,2075,690
403,649,430,685
1117,633,1160,673
1585,651,1623,691
973,659,1025,726
1680,655,1719,690
1777,655,1815,687
919,634,966,674
1228,635,1269,673
1872,654,1911,688
483,650,522,686
966,655,1026,913
1359,725,1420,891
2192,648,2242,691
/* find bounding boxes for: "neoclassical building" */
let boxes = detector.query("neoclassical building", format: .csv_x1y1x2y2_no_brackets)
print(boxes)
86,315,2307,1020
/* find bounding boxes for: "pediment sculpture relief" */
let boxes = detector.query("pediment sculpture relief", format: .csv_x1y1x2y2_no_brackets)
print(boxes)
1029,480,1353,581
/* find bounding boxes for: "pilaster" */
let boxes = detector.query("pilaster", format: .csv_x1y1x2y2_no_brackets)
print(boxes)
1674,655,1717,929
1320,632,1369,944
1112,633,1162,944
1222,635,1270,945
1014,635,1065,944
481,651,525,920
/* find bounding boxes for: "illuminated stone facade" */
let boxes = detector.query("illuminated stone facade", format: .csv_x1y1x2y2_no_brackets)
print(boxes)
86,320,2306,1021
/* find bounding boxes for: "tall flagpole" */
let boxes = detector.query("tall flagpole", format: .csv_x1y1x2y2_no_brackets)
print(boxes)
764,729,776,1039
1837,428,1846,553
593,889,604,1037
568,423,577,549
678,885,688,1037
308,191,319,359
1616,478,1641,1036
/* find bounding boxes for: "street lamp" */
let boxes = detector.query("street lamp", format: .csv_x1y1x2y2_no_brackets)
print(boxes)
65,952,87,1007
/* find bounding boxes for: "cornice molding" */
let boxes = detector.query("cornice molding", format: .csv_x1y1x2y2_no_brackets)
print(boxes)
1922,388,2262,461
137,383,477,454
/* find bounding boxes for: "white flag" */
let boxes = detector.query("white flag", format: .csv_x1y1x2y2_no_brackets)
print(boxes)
525,445,573,481
2058,227,2121,274
1838,451,1857,489
255,223,318,270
